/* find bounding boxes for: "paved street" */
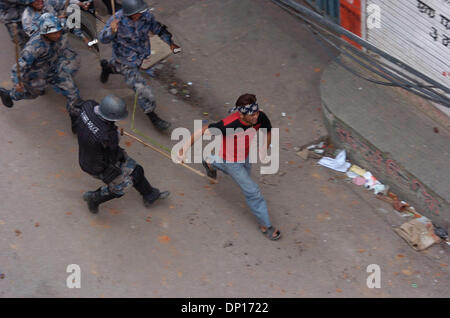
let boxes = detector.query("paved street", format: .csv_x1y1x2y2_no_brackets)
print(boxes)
0,0,448,297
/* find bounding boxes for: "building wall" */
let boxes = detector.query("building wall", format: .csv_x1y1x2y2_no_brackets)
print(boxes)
365,0,450,88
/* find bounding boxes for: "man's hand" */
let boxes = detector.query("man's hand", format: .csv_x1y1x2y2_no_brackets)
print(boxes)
15,83,24,93
78,1,90,10
170,43,181,54
111,19,119,33
83,36,90,47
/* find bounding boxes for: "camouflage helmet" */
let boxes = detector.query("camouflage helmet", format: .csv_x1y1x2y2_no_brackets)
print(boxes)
39,13,62,35
97,95,128,121
21,0,35,4
122,0,148,16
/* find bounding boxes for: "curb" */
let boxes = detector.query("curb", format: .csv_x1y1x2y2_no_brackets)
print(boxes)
320,60,449,228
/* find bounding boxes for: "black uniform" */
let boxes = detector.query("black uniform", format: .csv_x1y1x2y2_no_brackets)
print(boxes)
75,100,164,213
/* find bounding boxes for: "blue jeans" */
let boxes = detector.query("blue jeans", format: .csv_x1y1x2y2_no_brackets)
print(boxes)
209,156,272,228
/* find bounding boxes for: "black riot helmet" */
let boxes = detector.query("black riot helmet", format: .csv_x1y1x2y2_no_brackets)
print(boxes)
122,0,148,16
97,95,128,121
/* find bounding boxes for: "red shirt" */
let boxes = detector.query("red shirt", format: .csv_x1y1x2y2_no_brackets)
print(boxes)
208,111,272,162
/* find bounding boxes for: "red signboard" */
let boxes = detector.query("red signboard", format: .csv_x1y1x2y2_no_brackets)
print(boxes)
340,0,362,49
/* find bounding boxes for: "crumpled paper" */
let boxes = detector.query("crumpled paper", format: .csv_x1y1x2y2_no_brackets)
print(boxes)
394,217,442,251
318,150,351,173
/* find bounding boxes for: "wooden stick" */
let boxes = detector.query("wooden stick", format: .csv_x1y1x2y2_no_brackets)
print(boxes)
61,0,70,17
120,129,218,184
111,0,116,17
12,24,21,85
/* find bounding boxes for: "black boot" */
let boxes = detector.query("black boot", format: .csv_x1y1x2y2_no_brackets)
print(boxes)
147,111,171,131
132,165,170,207
83,188,121,213
144,191,170,207
70,114,79,134
100,59,113,83
0,88,13,108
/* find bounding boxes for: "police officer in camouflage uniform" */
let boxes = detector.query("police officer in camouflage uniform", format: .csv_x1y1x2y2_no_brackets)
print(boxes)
22,0,89,43
0,13,82,131
21,0,89,79
0,0,32,47
75,95,170,213
21,0,45,36
98,0,180,131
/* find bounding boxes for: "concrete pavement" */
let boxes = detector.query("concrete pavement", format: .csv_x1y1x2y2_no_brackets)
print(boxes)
0,0,448,298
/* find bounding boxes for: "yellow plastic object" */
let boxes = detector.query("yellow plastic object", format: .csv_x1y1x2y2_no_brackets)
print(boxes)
349,165,367,176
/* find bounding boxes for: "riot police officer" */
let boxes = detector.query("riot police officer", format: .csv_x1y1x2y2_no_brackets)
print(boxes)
75,95,170,213
0,12,82,132
0,0,32,48
98,0,181,131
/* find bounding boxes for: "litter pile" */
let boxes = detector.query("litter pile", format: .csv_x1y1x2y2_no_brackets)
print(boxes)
296,138,449,251
295,137,334,160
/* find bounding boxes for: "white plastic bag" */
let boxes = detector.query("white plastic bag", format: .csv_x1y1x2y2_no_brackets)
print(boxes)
318,150,351,173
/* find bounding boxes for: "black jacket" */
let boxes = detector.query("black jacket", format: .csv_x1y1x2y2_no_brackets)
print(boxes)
75,100,124,176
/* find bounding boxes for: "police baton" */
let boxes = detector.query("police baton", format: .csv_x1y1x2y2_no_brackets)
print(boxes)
120,128,218,184
111,0,117,22
61,0,70,18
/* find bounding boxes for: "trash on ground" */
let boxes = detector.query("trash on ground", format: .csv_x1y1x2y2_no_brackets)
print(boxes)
394,217,442,251
393,200,409,212
281,112,286,117
317,149,351,173
309,152,324,159
296,149,309,160
349,164,367,177
388,192,399,201
346,171,359,179
170,88,178,95
376,195,416,215
352,176,366,186
433,225,448,240
363,171,377,188
373,184,389,196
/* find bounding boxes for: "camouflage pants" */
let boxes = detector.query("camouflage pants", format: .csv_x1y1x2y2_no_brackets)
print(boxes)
9,69,81,115
97,156,137,196
58,48,80,76
110,60,156,113
5,22,29,48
